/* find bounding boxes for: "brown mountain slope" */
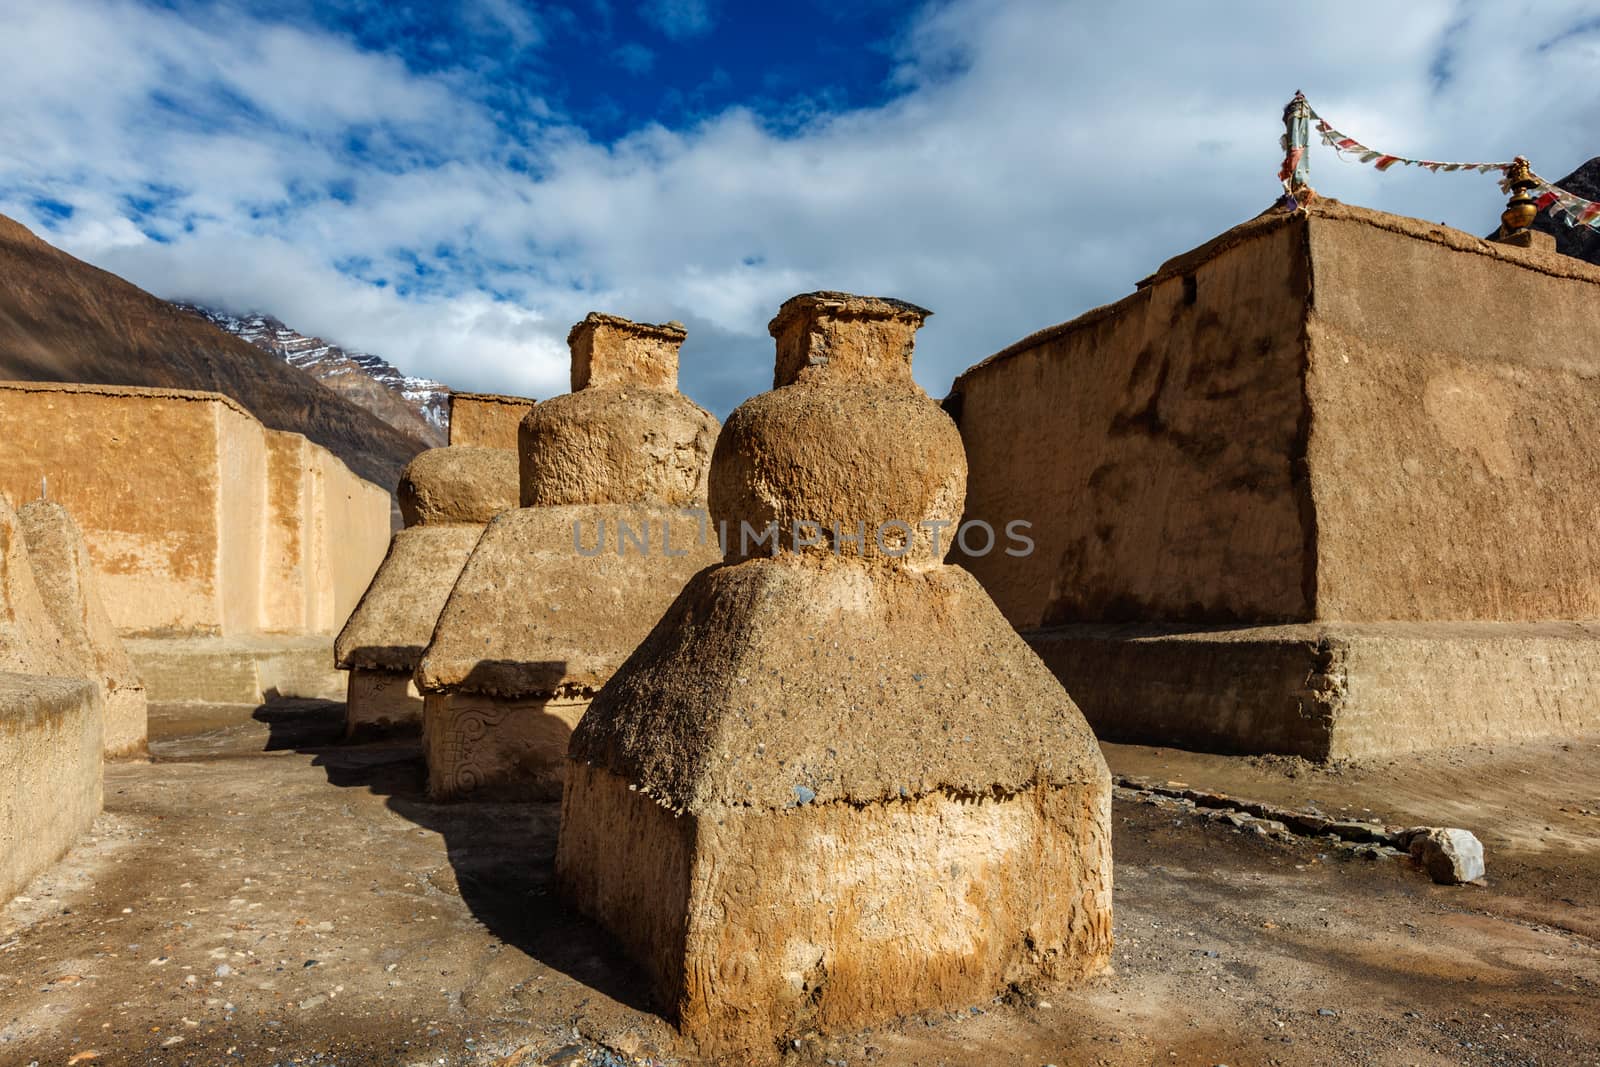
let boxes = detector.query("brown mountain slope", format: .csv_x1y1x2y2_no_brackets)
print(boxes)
0,213,425,492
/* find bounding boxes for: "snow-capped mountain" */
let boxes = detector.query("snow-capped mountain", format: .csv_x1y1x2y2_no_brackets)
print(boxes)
174,303,449,447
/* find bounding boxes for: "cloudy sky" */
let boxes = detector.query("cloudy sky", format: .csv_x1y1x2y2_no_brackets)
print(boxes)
1,1,1597,414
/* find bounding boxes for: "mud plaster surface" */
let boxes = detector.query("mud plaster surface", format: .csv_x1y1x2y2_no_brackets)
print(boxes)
0,381,390,639
0,496,80,678
397,447,520,528
518,387,718,510
449,393,537,451
0,672,101,903
344,668,423,737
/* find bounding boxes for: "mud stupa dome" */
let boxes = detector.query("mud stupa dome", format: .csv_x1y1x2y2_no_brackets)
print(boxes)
518,314,716,509
397,446,521,527
710,292,966,563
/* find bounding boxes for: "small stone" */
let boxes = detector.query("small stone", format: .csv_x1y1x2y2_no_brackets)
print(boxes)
1405,828,1486,884
215,964,231,977
299,994,327,1010
1317,1008,1338,1017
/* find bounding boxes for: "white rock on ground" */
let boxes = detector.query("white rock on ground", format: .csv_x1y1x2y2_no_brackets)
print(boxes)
1405,827,1486,885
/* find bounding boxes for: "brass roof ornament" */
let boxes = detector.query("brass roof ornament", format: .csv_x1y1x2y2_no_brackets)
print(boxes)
1500,156,1539,235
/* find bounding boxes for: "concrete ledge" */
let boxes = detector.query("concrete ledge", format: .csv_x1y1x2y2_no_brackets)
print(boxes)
1,673,102,902
125,636,345,705
1030,621,1600,760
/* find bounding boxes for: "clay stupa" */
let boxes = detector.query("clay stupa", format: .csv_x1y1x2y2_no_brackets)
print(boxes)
416,313,720,800
334,446,519,736
556,292,1115,1060
0,495,82,680
20,499,147,757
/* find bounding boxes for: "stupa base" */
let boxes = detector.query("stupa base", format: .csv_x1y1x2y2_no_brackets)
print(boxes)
423,691,589,801
557,762,1113,1062
343,668,423,738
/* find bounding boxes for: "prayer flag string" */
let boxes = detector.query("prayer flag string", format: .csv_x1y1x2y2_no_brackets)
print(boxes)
1279,95,1600,231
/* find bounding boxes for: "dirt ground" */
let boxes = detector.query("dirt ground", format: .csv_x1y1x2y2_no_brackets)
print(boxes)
2,700,1597,1067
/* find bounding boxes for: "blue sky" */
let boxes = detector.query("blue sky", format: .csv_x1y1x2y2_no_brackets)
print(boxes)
1,1,1598,414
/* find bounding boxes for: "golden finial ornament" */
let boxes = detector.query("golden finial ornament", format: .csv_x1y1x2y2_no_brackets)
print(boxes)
1501,156,1539,234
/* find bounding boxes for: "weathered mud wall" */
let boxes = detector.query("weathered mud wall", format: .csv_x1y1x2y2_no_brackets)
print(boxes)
1303,212,1600,621
216,402,267,636
0,496,79,678
0,381,389,638
955,203,1600,630
950,222,1314,629
448,392,536,450
0,383,230,635
263,431,317,634
0,673,102,902
315,446,392,631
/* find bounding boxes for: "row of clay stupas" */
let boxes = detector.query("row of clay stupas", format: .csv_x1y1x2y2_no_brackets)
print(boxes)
335,312,722,798
557,293,1112,1059
415,313,721,799
333,444,520,735
331,294,1113,1061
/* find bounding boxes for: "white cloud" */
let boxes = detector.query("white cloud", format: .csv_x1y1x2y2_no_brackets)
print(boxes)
1,0,1598,414
613,41,656,76
638,0,714,41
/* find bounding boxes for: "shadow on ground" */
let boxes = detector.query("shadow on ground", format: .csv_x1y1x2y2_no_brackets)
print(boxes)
252,698,660,1018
